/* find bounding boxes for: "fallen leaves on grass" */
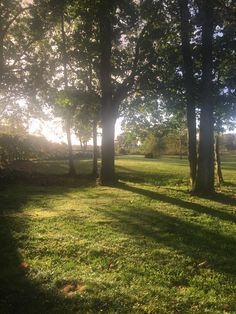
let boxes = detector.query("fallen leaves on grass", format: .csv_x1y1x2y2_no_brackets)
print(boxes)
62,283,86,297
19,262,30,269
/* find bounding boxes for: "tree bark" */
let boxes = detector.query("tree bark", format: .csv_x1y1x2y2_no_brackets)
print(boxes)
194,0,215,194
92,120,98,177
0,26,4,88
215,133,224,184
99,2,117,185
178,0,197,189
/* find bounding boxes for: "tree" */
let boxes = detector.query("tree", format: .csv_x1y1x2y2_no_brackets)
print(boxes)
178,0,197,188
0,1,37,120
30,0,102,177
60,9,76,176
98,1,115,184
138,0,234,194
98,0,143,184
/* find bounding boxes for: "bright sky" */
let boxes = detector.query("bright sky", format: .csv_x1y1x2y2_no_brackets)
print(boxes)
29,117,123,145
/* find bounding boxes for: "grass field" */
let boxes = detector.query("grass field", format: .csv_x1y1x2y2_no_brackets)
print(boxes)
0,155,236,313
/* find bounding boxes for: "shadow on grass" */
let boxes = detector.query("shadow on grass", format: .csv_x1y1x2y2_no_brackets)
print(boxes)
198,192,236,207
0,191,66,314
93,183,236,277
167,188,236,207
0,172,97,190
116,165,185,185
116,182,236,224
0,186,136,314
222,181,236,187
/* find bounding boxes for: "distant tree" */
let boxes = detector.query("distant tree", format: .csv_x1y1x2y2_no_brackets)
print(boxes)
116,132,139,155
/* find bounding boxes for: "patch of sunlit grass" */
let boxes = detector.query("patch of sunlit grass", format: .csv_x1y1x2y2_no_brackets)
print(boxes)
0,155,235,313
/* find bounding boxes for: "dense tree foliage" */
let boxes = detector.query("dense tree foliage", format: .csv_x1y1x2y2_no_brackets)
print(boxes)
0,0,235,194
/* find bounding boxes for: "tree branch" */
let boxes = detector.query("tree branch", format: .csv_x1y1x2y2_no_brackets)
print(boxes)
112,26,145,107
2,6,32,36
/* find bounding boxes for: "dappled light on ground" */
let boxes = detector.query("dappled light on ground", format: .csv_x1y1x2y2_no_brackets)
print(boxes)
0,156,236,313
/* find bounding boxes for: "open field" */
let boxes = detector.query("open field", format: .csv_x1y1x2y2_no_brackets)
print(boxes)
0,155,236,313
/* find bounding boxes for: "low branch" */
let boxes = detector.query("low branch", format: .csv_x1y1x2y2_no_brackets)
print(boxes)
2,6,33,36
112,27,146,107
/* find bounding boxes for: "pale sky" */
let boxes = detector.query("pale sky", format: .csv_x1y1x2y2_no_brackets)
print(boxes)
29,117,123,145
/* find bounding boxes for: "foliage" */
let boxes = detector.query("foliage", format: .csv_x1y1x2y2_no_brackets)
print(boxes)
0,133,67,167
115,132,139,155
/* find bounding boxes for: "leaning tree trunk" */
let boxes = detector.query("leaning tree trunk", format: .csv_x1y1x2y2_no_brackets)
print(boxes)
92,120,98,177
215,133,224,184
178,0,197,189
194,0,215,194
99,2,117,185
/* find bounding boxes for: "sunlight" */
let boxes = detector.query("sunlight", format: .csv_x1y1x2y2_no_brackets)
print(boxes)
29,117,123,146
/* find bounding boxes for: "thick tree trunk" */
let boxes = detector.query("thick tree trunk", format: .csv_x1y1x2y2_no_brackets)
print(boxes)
99,2,117,185
92,120,98,177
194,1,215,194
178,0,197,189
100,114,116,184
65,115,76,176
215,133,224,184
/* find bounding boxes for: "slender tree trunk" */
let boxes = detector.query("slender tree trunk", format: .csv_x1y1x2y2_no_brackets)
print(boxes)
99,2,117,185
92,120,98,177
194,1,215,194
79,137,83,150
178,0,197,189
215,133,224,184
179,136,183,159
0,34,3,87
65,114,76,176
0,14,4,89
61,11,76,176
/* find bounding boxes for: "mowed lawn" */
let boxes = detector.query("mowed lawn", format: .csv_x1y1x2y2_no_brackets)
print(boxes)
0,155,236,314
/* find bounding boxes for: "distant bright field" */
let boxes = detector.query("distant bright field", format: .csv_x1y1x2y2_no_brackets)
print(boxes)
0,155,235,313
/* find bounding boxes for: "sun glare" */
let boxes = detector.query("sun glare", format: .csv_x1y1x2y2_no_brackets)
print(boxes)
29,117,123,146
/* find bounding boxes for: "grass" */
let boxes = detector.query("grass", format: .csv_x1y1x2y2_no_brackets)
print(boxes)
0,155,236,313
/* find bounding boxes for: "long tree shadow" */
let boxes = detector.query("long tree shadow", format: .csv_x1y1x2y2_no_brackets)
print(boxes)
116,165,184,185
0,185,137,314
116,182,236,224
92,187,236,277
167,187,236,207
222,181,236,187
197,192,236,207
0,190,66,314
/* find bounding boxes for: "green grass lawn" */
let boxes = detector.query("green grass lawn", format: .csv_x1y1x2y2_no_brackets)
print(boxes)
0,155,236,313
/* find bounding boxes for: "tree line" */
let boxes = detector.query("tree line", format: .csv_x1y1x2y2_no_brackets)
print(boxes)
0,0,235,194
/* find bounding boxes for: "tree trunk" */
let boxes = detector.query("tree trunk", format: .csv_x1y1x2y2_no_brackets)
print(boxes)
92,120,98,177
0,32,4,88
100,114,116,184
61,11,76,176
178,0,197,189
215,133,224,184
99,2,117,185
179,136,183,159
65,115,76,176
194,1,215,194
